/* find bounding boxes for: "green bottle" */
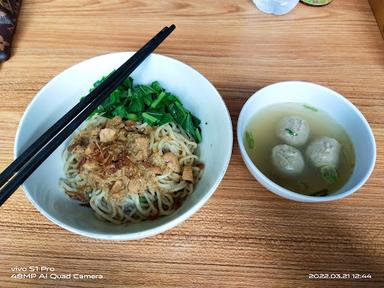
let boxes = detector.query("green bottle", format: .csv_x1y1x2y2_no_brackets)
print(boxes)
301,0,333,5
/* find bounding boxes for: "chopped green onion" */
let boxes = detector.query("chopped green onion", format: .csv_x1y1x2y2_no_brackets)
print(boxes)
310,189,329,197
126,113,138,121
303,104,318,112
285,128,298,136
150,91,167,109
245,131,255,149
142,112,159,125
151,81,163,93
139,196,147,204
84,77,202,142
321,166,338,184
192,114,201,126
159,113,175,126
195,128,202,143
123,77,133,89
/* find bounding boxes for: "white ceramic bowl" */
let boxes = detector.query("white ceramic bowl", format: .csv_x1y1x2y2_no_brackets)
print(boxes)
237,81,376,202
15,52,233,240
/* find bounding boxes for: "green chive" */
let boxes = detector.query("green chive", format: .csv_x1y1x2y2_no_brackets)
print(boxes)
84,76,203,142
303,104,318,112
245,131,255,149
150,91,167,109
321,166,338,184
310,189,329,197
285,128,298,136
142,112,159,125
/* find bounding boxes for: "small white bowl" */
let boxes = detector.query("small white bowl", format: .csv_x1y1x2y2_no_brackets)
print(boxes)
237,81,376,202
15,52,233,240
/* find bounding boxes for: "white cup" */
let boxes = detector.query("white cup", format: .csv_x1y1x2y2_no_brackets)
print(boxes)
253,0,300,15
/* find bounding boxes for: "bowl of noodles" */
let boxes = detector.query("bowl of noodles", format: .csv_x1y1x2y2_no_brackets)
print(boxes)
14,52,233,240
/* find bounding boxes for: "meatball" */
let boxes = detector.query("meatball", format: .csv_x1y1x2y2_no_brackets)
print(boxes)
306,137,341,168
276,116,310,147
272,144,305,176
306,137,341,183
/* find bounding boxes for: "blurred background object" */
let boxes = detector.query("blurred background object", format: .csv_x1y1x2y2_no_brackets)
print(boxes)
253,0,300,15
369,0,384,39
0,0,22,62
301,0,334,5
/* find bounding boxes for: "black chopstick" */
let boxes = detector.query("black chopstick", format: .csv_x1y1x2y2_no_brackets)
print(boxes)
0,25,172,188
0,24,176,206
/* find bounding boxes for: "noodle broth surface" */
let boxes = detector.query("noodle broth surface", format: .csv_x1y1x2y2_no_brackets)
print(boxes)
244,103,355,196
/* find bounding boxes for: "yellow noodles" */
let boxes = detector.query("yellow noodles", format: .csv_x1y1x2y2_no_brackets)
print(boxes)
60,116,203,224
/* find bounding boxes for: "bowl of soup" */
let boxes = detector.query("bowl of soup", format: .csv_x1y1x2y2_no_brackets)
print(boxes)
237,81,376,202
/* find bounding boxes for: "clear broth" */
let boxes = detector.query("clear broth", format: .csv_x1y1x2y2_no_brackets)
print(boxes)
244,103,355,196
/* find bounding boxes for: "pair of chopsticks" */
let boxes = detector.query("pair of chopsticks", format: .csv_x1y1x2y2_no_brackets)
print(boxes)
0,24,176,207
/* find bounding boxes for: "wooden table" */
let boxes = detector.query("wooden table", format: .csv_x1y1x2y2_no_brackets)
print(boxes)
1,1,383,287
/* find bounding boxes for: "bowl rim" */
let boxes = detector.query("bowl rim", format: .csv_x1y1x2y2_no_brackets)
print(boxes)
237,80,376,202
14,52,233,240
